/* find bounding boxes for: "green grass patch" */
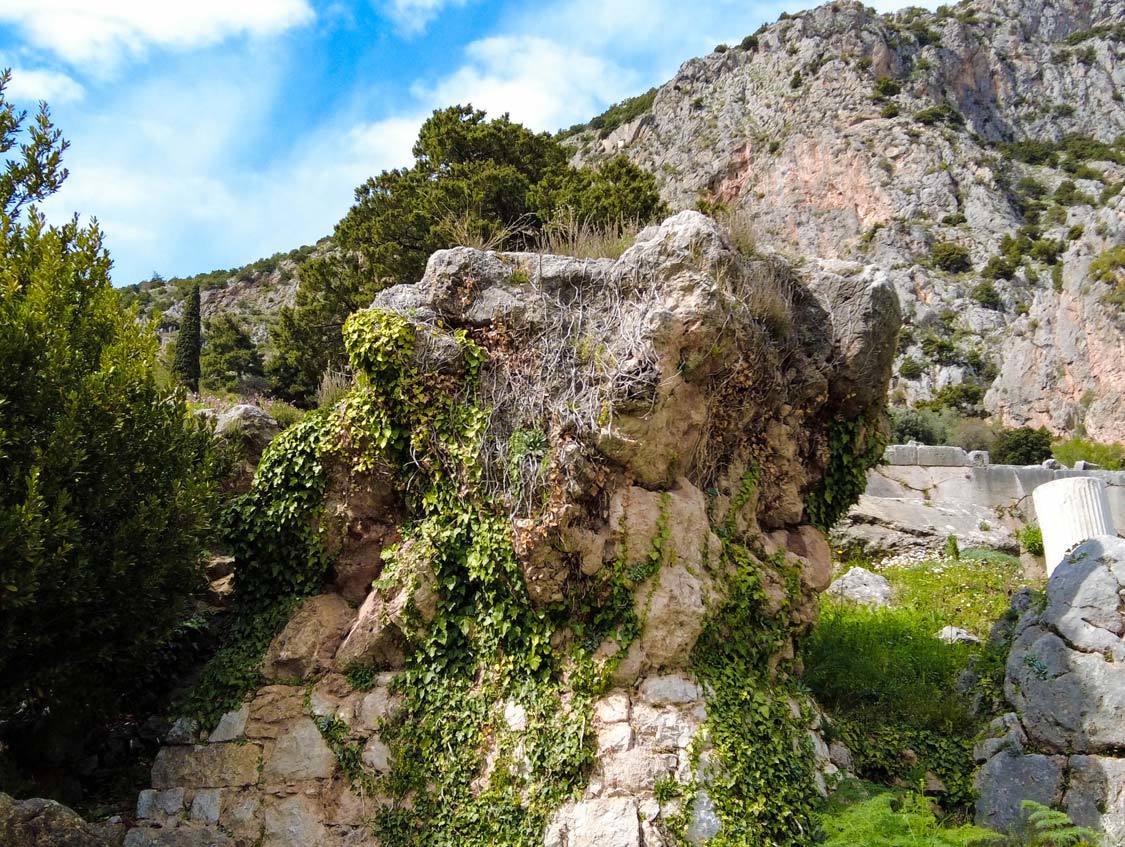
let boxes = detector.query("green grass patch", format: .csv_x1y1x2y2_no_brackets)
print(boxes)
884,552,1023,639
820,781,994,846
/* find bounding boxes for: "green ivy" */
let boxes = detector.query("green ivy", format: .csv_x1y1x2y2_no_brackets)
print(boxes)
806,414,887,531
679,544,822,847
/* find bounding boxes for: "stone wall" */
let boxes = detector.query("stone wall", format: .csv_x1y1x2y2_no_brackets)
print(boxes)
834,445,1125,557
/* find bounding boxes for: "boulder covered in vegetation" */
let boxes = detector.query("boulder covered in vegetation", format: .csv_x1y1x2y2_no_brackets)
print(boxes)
976,536,1125,842
125,211,899,847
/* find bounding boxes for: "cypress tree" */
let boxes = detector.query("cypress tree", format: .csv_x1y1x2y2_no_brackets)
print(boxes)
172,284,202,392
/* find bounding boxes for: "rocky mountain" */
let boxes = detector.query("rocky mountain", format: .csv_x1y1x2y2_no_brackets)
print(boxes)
567,0,1125,440
119,243,319,348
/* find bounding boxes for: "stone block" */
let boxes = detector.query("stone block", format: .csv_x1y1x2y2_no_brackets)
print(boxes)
261,718,337,782
151,743,261,790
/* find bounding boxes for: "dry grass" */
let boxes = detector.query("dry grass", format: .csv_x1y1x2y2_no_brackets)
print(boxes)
437,210,534,252
316,368,353,409
534,209,642,260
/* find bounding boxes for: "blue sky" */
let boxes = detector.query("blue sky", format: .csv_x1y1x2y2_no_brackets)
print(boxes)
0,0,921,284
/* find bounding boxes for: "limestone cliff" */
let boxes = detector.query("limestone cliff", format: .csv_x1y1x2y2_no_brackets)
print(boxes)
122,213,899,846
569,0,1125,439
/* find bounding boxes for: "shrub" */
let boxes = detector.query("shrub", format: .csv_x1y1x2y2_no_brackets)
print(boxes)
992,426,1053,464
983,255,1016,280
914,102,964,126
931,241,971,272
1018,525,1044,556
971,280,1002,309
898,357,925,379
917,383,985,415
714,43,729,53
889,407,946,445
790,71,803,89
1029,238,1063,264
1054,179,1093,206
1052,436,1125,470
920,332,960,365
0,76,218,731
880,103,901,118
740,34,759,50
941,212,966,225
873,76,901,99
944,535,961,560
947,417,997,453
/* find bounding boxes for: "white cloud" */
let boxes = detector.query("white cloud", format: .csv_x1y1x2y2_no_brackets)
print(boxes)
39,50,420,283
0,0,315,67
414,35,639,131
5,67,84,103
380,0,467,35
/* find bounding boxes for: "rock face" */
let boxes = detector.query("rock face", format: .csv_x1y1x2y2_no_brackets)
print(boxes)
976,536,1125,842
128,211,898,845
569,0,1125,440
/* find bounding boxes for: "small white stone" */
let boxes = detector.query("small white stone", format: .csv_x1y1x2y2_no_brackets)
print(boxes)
154,788,185,815
503,700,528,732
597,722,634,755
594,691,630,725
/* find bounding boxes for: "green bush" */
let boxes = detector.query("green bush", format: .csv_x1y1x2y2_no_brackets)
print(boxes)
740,34,759,50
918,382,984,415
1029,238,1063,264
0,76,219,729
873,76,901,99
992,426,1053,465
971,280,1003,309
1018,525,1044,556
1054,179,1093,207
1052,436,1125,470
881,103,901,118
898,357,926,379
201,314,264,394
914,102,964,127
890,407,946,444
931,241,971,272
941,212,966,225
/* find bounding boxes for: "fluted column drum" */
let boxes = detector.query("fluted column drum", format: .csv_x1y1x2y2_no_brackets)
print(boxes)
1032,477,1116,576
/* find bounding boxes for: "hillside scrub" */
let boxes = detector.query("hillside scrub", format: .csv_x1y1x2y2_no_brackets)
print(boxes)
0,74,219,761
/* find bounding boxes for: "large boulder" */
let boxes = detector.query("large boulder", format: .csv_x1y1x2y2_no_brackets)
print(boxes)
131,212,900,846
976,537,1125,842
0,793,114,847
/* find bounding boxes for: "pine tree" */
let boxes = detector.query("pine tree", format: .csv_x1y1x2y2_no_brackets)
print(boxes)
172,283,202,392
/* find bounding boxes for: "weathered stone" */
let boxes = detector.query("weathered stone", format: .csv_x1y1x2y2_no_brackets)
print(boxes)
826,567,892,608
208,706,249,743
124,824,233,847
976,752,1064,832
151,743,261,790
335,537,437,668
685,789,721,845
353,676,403,731
263,594,354,681
637,675,702,706
786,525,833,592
165,717,200,745
545,798,642,847
214,405,280,465
189,789,222,826
1066,755,1125,843
261,718,337,782
262,795,330,847
936,626,980,645
361,737,391,773
0,792,114,847
246,686,306,740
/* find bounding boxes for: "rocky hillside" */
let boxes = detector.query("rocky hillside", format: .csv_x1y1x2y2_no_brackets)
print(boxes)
567,0,1125,441
119,243,320,347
